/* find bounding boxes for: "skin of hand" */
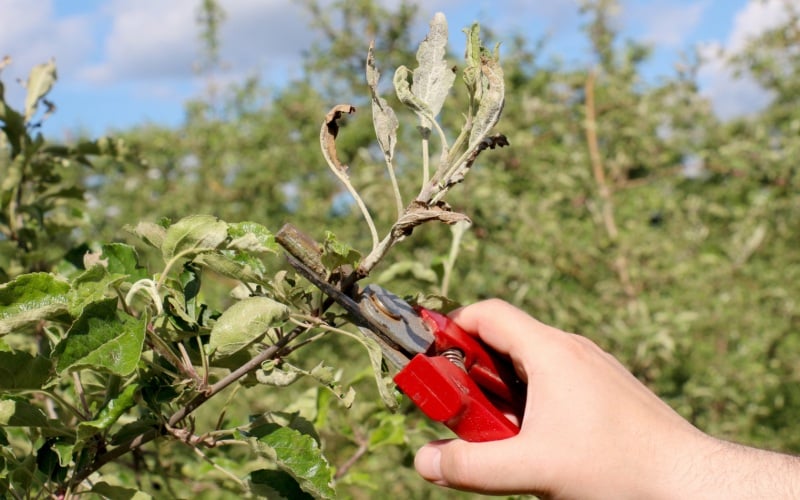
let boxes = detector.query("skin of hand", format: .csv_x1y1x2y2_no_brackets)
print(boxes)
413,299,800,499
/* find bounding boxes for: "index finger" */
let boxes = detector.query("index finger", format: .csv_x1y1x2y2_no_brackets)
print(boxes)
448,299,557,358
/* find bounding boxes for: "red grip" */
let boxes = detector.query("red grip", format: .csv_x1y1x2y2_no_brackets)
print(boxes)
394,355,519,442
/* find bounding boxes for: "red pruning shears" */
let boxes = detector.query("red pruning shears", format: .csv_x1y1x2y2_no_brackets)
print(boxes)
277,225,525,442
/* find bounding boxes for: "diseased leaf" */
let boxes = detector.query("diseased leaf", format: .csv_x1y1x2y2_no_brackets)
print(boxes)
0,273,70,336
207,296,289,358
227,221,279,254
195,251,267,284
256,360,302,387
320,104,356,174
125,221,167,249
0,351,51,390
366,42,399,162
259,361,355,408
161,215,228,261
392,201,471,237
55,298,146,376
361,335,399,411
465,25,505,149
412,12,456,127
24,59,57,122
257,426,335,499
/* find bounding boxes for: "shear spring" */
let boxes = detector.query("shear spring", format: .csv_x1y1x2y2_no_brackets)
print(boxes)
441,348,466,372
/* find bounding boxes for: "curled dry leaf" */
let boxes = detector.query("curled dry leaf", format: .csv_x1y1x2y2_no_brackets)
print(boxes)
447,133,510,188
320,104,356,173
392,200,471,237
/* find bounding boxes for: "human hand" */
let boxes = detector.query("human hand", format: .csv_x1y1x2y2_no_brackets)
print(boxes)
413,299,775,498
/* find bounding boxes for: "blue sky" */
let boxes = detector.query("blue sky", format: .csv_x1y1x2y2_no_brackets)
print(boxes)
0,0,786,139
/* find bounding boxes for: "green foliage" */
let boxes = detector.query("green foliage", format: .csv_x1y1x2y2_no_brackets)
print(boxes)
2,0,800,497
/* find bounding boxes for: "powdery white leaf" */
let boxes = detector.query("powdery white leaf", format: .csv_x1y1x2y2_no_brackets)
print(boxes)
412,12,456,127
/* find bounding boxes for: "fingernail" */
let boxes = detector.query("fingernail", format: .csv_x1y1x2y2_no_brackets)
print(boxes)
415,445,442,481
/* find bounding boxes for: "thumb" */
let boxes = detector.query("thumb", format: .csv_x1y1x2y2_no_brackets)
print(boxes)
414,438,539,494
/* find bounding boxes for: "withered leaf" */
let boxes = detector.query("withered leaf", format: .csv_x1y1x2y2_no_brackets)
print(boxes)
393,201,471,237
366,42,399,162
320,104,356,173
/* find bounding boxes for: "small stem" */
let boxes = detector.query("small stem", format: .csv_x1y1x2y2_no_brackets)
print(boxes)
72,372,91,419
357,232,396,276
334,435,369,480
441,221,470,296
385,158,404,219
421,133,430,187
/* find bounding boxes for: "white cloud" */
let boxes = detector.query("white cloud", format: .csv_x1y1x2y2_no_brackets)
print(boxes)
627,0,710,48
698,0,788,120
79,0,312,85
0,0,94,88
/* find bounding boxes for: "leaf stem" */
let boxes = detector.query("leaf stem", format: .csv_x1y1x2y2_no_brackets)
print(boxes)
385,158,404,219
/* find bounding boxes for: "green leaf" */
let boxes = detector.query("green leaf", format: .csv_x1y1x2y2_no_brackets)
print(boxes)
161,215,228,261
91,481,153,500
55,298,146,376
67,264,125,317
375,260,438,284
368,414,406,450
24,59,57,122
411,12,456,128
101,243,148,282
0,351,51,390
257,426,335,499
0,398,48,427
207,296,289,358
78,383,139,440
249,469,314,499
227,221,279,254
320,231,361,270
0,273,70,336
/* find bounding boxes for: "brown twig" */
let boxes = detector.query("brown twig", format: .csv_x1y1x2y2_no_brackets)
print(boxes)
584,70,637,301
334,434,369,480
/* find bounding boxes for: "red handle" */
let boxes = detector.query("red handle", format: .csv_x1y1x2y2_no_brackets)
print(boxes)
392,308,526,442
394,355,519,441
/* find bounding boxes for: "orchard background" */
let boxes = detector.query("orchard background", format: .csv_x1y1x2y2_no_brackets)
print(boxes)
1,0,799,498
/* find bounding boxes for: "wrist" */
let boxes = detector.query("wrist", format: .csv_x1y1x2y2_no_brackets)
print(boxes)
670,435,800,499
